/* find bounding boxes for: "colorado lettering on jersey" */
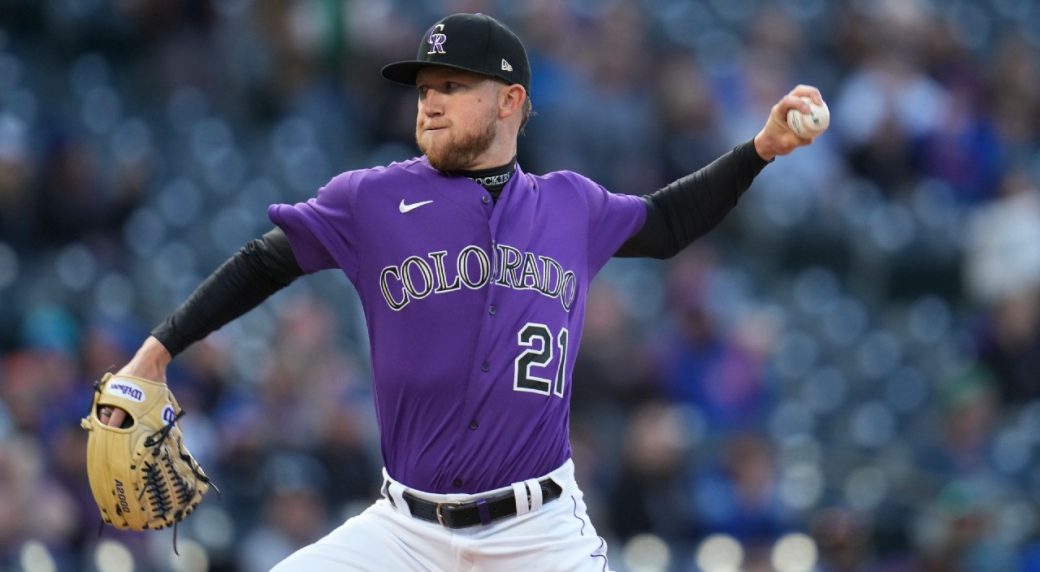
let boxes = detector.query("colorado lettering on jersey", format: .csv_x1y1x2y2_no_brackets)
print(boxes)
379,243,578,311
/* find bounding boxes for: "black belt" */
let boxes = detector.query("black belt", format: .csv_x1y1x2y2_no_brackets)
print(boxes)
398,478,563,529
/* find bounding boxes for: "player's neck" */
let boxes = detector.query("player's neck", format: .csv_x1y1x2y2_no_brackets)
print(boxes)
466,133,517,170
455,157,516,180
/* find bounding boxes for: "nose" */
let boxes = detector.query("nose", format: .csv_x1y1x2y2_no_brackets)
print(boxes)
420,91,444,117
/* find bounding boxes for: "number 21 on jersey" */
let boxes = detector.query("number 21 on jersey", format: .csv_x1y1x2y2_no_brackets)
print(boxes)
514,322,569,397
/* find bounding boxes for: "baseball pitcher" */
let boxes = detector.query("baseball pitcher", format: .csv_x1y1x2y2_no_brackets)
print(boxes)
95,12,825,571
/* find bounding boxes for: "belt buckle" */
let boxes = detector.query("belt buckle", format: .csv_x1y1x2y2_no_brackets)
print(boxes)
435,502,456,527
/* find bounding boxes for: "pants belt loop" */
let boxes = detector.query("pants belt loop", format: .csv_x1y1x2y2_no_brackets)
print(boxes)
476,499,492,525
511,482,530,515
524,478,543,512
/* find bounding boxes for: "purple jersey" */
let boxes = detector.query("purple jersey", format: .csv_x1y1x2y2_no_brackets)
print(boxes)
269,157,645,493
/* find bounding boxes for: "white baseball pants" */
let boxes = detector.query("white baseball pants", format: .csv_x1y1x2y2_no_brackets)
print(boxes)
270,459,612,572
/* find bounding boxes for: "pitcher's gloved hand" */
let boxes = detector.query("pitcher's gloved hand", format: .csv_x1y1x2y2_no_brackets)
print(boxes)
81,373,212,532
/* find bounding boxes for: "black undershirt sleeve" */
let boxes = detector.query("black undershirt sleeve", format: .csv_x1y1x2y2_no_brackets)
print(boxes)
615,139,770,259
150,227,304,357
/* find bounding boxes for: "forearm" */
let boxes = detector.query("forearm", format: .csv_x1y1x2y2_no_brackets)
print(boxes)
151,227,304,357
615,139,770,259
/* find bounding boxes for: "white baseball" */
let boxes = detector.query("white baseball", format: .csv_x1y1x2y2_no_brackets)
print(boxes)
786,96,830,138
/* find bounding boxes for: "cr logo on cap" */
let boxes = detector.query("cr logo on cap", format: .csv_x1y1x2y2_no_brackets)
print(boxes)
427,24,447,55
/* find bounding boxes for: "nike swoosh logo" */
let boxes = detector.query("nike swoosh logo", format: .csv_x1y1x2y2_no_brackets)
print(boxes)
399,199,434,213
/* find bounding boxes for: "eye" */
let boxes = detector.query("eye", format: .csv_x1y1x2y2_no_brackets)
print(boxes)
417,85,429,98
443,81,460,93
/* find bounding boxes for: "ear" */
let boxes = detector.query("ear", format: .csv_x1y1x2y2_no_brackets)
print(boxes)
498,84,527,120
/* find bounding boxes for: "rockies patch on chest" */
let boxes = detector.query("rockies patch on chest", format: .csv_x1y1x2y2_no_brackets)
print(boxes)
378,243,578,311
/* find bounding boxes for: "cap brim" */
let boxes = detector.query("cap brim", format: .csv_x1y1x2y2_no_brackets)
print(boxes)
380,61,507,87
380,61,427,86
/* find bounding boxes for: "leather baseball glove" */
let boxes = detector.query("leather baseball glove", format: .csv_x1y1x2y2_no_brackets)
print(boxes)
81,373,213,533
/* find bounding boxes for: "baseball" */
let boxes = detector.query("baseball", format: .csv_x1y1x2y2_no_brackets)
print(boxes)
786,96,830,138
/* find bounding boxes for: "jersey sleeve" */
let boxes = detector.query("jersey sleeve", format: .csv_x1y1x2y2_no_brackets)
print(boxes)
267,171,361,278
576,174,648,273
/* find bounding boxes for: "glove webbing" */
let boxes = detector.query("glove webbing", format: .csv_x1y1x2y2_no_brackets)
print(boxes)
97,406,219,555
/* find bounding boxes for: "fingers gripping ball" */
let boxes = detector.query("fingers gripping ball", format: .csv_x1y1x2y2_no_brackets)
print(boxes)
81,373,213,532
786,96,830,138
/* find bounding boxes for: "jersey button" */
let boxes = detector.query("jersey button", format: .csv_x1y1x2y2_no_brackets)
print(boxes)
481,361,490,372
488,305,496,315
469,420,479,430
481,195,490,204
453,478,463,488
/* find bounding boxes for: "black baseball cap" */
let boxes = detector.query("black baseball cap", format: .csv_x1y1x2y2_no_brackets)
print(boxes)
381,13,531,93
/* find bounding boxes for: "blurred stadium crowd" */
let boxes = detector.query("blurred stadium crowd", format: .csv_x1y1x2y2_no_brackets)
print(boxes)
1,0,1039,570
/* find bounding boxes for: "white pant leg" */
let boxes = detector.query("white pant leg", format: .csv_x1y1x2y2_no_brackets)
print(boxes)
270,499,458,572
462,460,613,572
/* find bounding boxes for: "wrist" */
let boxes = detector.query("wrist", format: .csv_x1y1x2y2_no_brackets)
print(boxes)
118,336,172,382
139,336,173,364
753,132,777,162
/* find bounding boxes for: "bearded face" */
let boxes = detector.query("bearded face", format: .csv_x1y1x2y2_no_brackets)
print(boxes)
416,103,498,172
